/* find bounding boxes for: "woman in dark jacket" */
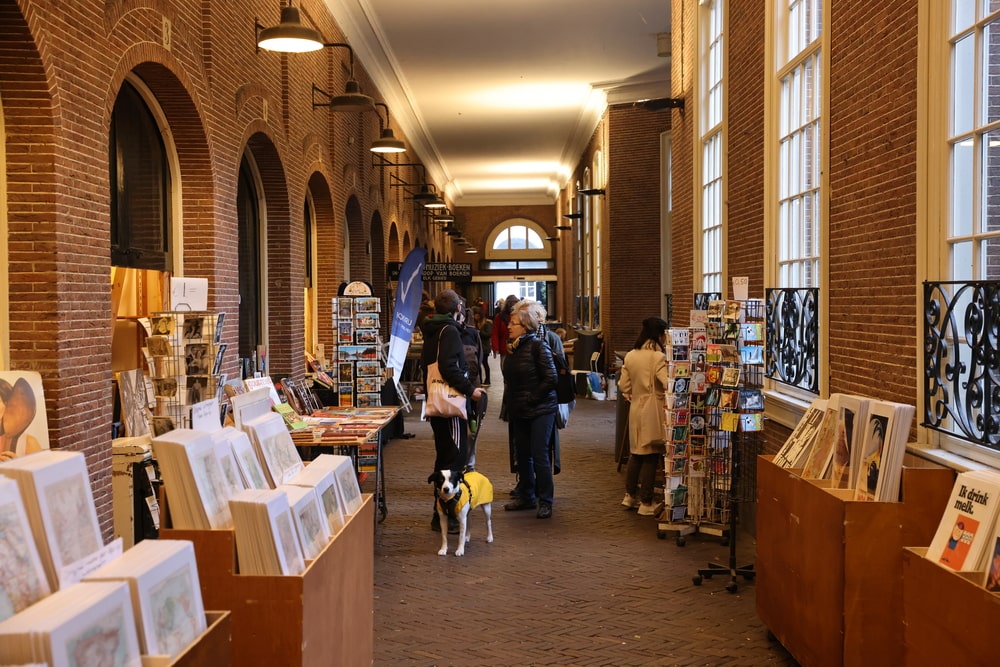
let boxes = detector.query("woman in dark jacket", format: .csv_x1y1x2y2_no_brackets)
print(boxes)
502,299,558,519
420,290,484,532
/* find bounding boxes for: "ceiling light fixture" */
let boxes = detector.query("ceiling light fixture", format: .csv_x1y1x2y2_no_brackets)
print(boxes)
370,102,406,153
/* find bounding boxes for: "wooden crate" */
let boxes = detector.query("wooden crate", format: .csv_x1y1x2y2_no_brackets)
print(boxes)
142,611,231,667
901,547,1000,665
161,495,374,667
755,456,953,667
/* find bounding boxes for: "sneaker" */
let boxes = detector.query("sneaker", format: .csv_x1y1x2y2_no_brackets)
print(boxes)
536,502,552,519
637,502,656,516
621,493,640,509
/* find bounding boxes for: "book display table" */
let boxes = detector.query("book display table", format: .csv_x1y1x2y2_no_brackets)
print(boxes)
755,456,953,667
292,406,400,523
161,496,374,666
901,547,1000,665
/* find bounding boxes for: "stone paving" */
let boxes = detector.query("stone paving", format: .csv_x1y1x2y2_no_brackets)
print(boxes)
372,374,798,666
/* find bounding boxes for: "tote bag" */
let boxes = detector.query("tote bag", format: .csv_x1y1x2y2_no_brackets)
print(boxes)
422,332,468,420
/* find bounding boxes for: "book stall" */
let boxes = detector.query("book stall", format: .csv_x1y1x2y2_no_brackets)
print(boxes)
756,390,956,666
0,450,230,666
898,469,1000,664
150,408,376,666
655,298,765,593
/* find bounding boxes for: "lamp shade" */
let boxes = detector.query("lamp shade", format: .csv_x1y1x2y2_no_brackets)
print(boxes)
325,80,375,112
257,6,324,52
370,128,405,153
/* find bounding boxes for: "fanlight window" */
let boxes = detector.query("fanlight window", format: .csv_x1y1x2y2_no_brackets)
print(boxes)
492,224,544,251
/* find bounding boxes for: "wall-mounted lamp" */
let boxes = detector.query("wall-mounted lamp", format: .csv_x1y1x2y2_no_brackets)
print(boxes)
255,4,324,52
464,247,478,254
579,187,606,196
432,210,455,224
562,212,582,220
370,102,405,154
545,236,560,242
555,224,572,231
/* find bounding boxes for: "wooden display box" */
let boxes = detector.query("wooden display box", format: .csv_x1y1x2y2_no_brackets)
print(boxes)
755,456,954,667
901,547,1000,665
143,611,231,667
161,495,374,667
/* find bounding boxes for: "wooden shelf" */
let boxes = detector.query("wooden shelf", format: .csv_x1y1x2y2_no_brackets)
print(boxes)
901,547,1000,665
755,456,954,666
160,495,374,666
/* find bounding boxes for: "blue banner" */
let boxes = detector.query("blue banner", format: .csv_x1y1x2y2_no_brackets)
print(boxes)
386,247,427,384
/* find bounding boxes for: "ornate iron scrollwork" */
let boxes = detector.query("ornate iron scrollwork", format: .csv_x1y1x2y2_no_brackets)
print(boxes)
923,281,1000,449
765,287,819,394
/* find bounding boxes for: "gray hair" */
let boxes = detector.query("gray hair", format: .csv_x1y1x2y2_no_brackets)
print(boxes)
512,299,547,332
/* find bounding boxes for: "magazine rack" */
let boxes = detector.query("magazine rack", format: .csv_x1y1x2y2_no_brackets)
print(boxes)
756,456,953,666
901,547,1000,665
161,495,374,666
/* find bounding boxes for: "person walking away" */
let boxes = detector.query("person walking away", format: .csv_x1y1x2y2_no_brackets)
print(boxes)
473,307,493,385
617,317,670,516
491,295,519,366
502,299,558,519
455,303,485,469
420,290,485,532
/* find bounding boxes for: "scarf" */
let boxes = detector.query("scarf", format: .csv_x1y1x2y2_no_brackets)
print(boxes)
507,332,533,355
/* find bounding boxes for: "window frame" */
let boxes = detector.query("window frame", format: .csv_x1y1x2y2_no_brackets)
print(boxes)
763,0,831,422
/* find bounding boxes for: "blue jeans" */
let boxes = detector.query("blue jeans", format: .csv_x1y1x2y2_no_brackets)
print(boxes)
510,412,556,505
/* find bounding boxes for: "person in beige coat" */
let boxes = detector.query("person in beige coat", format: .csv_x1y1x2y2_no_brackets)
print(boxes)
617,317,670,516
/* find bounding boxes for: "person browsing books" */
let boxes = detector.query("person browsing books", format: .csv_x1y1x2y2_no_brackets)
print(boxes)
617,317,670,516
420,289,485,533
501,299,559,519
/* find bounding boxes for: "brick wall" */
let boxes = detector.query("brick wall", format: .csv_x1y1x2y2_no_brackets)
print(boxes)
827,1,918,404
606,105,672,359
0,0,434,537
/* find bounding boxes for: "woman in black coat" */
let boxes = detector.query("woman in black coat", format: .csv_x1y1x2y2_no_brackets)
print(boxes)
502,299,558,519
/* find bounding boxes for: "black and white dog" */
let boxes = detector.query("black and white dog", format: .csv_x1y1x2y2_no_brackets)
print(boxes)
428,469,494,557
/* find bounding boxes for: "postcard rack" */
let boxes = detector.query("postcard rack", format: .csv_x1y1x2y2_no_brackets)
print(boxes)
691,299,764,592
161,495,374,666
145,311,224,433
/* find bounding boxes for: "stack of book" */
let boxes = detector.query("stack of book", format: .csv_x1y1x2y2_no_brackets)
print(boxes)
0,580,142,665
0,476,50,619
302,454,365,516
0,450,104,591
84,539,206,659
774,394,915,502
925,470,1000,592
277,484,330,560
229,489,306,576
242,412,304,487
287,461,348,536
151,428,235,529
214,425,269,490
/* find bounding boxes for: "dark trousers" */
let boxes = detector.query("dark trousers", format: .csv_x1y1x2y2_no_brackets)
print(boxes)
510,412,556,505
430,415,469,472
625,453,659,504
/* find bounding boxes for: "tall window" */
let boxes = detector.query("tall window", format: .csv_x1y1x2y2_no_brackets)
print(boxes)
775,0,822,289
921,2,1000,466
237,154,264,374
700,0,724,294
110,80,171,270
945,4,1000,282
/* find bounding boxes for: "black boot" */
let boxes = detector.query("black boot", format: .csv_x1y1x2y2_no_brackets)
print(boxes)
430,511,441,532
447,515,460,534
